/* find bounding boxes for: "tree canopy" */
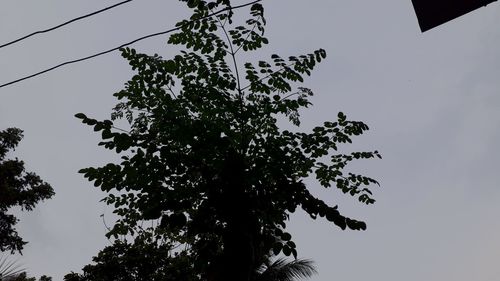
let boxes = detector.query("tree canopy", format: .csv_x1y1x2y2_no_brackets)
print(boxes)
0,128,54,254
71,0,381,280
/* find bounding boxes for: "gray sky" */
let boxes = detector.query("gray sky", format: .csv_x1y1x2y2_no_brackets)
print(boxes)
1,1,500,280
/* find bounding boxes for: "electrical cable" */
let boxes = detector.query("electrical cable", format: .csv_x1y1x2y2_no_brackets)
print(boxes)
0,0,133,50
0,0,261,89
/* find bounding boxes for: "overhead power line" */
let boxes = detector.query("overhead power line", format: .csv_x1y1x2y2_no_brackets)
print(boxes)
0,0,133,50
0,0,261,89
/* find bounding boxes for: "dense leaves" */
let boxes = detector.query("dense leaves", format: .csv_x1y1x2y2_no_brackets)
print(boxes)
0,128,54,254
74,0,380,280
64,235,315,281
63,232,197,281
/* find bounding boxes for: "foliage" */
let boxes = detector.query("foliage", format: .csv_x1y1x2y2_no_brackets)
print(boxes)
0,128,54,254
65,236,315,281
256,258,316,281
74,0,381,280
0,254,24,280
63,232,198,281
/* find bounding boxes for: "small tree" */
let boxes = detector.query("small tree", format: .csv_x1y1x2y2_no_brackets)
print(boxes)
74,0,381,279
0,128,54,254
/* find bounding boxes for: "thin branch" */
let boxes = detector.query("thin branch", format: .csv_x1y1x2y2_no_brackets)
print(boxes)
212,7,250,153
100,213,112,232
111,125,130,133
281,92,300,101
233,16,261,54
214,13,242,96
240,61,297,92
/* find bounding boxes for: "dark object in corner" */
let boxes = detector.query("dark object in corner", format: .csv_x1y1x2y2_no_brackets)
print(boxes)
412,0,497,32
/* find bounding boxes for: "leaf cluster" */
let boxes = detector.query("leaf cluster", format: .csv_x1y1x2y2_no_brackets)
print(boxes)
0,128,54,254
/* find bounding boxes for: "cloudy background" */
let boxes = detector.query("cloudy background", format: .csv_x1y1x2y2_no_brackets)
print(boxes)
1,0,499,280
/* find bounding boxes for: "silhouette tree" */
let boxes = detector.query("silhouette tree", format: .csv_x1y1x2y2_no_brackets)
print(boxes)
74,0,381,279
0,128,54,254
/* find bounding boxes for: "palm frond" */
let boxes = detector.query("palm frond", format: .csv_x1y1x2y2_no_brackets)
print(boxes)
257,258,317,281
0,254,25,280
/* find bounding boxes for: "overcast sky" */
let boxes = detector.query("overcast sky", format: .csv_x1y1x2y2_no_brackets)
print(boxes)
1,1,500,280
